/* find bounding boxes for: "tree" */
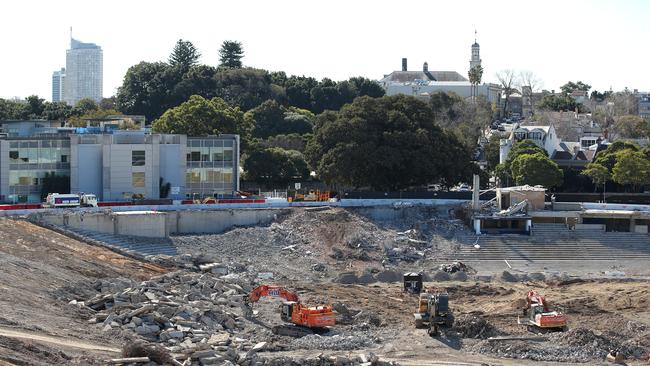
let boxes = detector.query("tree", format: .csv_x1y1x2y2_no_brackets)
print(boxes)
485,134,501,171
116,61,173,120
560,81,591,95
172,65,218,105
0,98,29,120
244,147,310,185
74,98,99,114
169,39,201,72
348,77,385,98
219,40,244,69
518,70,542,114
536,94,579,112
259,133,310,153
214,68,281,111
614,115,648,138
152,95,248,137
100,96,118,110
468,65,483,100
285,76,318,110
592,141,639,171
611,149,650,191
581,163,610,198
305,95,476,190
42,101,73,121
25,95,46,118
510,152,563,188
496,69,516,116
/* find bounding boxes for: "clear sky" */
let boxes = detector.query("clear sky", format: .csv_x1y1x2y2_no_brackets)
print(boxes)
2,0,649,101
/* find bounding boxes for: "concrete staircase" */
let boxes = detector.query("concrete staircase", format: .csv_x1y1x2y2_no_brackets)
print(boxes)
60,227,177,257
454,223,650,261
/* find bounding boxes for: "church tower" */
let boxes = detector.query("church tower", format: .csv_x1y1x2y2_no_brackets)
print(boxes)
470,30,481,69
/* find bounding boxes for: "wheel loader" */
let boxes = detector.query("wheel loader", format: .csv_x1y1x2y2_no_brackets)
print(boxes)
414,292,454,336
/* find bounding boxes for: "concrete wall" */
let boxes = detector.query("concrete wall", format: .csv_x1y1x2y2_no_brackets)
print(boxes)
113,211,167,237
38,210,167,238
159,143,185,200
167,209,284,235
104,142,159,201
71,144,102,196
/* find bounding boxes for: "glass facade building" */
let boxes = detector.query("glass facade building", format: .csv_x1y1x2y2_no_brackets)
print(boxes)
0,127,239,203
4,137,70,203
64,38,103,105
185,138,235,197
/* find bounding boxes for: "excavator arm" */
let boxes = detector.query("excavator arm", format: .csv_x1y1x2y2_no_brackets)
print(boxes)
245,285,300,304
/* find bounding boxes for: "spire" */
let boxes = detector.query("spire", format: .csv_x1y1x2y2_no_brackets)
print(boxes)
474,29,477,44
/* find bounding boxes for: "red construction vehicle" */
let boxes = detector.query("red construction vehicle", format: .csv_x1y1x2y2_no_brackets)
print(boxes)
519,290,568,331
244,285,336,337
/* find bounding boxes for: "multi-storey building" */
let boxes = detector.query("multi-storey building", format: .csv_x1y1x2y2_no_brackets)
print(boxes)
52,68,65,103
64,37,103,105
0,123,239,203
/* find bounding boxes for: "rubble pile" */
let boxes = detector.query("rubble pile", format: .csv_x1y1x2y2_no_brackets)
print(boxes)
84,270,256,364
452,314,499,339
469,327,650,363
171,208,469,284
290,333,376,351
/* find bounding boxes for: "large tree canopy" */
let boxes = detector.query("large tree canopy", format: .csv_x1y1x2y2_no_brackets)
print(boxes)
151,95,251,138
244,147,310,185
246,100,313,138
510,152,563,188
305,95,476,190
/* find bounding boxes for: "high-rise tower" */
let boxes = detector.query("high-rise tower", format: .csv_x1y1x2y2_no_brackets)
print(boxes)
64,32,103,105
52,68,65,103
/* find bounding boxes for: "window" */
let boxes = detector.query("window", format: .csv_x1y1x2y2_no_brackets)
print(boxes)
132,150,145,166
132,172,145,188
61,154,68,163
9,151,18,161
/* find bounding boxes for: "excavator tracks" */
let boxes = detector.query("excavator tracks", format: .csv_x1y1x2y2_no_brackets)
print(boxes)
272,324,315,337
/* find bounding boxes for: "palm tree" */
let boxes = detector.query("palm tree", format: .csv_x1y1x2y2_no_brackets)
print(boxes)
468,65,483,102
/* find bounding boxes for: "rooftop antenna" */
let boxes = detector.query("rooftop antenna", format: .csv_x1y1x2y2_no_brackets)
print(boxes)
69,26,73,46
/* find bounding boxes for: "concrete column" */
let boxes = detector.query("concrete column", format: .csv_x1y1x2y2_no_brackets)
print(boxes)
526,219,532,234
630,219,636,233
473,219,481,234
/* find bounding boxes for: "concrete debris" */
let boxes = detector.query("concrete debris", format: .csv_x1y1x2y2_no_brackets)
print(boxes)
500,270,518,282
290,333,375,351
432,271,451,281
453,314,500,339
439,261,467,273
469,326,649,363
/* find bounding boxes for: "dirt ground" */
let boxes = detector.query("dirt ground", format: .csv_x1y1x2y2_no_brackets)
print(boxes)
3,208,650,365
0,218,166,365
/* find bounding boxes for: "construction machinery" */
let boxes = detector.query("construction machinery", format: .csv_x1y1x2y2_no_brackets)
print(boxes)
244,285,336,337
414,292,454,336
519,290,568,332
403,272,423,294
288,190,330,202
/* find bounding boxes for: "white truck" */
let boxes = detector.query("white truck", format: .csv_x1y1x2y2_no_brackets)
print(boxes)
42,193,98,208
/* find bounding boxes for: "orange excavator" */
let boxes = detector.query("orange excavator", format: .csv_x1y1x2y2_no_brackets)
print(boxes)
243,285,336,337
519,290,568,332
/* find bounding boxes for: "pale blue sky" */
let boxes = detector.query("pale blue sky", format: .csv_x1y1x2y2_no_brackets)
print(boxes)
2,0,649,100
